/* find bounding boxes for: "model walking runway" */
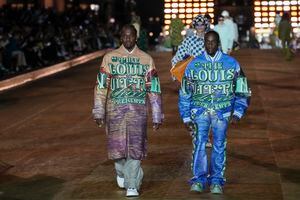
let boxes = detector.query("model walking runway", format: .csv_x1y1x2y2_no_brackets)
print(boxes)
0,50,299,200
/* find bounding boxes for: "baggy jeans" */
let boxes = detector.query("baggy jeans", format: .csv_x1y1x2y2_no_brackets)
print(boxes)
190,110,229,187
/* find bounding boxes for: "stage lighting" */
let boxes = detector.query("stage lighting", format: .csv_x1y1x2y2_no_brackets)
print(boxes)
179,9,185,13
179,3,185,7
186,8,193,13
109,18,115,24
193,8,200,13
171,8,178,13
164,0,214,30
254,0,300,38
165,3,171,8
269,1,276,5
255,12,261,17
164,9,171,13
255,18,262,22
90,4,99,11
179,14,185,18
186,14,193,18
172,3,178,7
181,30,186,36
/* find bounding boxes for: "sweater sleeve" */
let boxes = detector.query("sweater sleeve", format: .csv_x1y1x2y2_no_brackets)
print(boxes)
171,37,189,66
178,65,193,123
147,58,163,124
92,56,110,120
233,62,251,119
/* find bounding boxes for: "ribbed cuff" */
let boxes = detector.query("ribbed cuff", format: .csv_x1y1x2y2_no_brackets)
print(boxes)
153,113,164,124
183,117,192,123
92,109,104,120
233,111,242,119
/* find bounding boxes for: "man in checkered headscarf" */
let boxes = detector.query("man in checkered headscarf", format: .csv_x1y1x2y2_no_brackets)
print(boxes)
170,14,213,149
171,14,210,66
192,14,211,33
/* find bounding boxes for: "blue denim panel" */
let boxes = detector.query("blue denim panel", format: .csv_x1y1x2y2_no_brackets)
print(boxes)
190,112,210,186
209,115,229,186
190,111,229,186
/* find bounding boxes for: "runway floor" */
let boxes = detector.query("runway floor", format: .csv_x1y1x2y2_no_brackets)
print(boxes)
0,49,299,200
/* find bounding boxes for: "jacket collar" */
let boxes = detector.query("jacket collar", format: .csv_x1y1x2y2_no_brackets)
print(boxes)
120,44,137,54
204,50,222,62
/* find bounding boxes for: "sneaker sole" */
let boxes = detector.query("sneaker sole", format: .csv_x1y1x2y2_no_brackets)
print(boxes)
190,187,203,193
126,193,139,197
190,189,203,193
116,176,124,189
210,189,223,194
126,194,139,197
211,191,223,194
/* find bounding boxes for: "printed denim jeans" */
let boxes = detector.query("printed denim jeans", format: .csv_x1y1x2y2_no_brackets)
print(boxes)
190,110,229,187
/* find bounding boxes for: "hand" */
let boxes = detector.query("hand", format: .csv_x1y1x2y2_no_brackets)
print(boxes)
153,123,161,131
171,75,177,82
184,122,196,136
95,118,104,127
230,115,240,124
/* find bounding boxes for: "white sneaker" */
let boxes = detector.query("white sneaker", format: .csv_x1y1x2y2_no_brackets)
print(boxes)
116,176,124,188
126,188,139,197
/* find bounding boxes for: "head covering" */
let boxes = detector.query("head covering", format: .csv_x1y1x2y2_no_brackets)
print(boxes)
218,15,225,23
192,14,210,32
221,10,230,17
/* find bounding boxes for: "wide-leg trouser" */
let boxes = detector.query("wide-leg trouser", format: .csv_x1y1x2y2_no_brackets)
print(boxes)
115,158,144,190
190,111,229,186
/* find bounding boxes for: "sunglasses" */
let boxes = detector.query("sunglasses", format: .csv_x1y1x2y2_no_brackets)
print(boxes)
195,24,206,28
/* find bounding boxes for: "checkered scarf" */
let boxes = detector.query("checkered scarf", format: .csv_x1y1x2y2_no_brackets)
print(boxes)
192,14,210,32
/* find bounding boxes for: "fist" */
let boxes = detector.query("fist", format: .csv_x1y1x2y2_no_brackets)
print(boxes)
184,122,196,132
153,123,161,131
230,116,240,124
95,118,104,127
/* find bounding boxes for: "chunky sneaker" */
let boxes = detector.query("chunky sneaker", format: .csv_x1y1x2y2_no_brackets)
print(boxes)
190,183,204,192
210,184,223,194
126,188,139,197
116,176,124,188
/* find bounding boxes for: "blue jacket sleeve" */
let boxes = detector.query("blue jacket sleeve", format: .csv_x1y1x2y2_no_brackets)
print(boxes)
233,62,251,119
178,65,193,123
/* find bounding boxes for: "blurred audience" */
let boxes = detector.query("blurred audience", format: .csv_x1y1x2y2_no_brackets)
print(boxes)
214,15,232,54
220,10,238,55
290,36,300,54
248,27,260,49
278,12,293,60
170,16,184,55
0,6,118,79
260,37,272,49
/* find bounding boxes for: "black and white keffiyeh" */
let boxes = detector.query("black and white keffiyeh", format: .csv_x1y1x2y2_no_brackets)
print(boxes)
192,14,210,32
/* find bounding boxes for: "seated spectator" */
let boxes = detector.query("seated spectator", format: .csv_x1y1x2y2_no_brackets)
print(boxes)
248,27,260,49
0,6,112,79
290,36,300,54
260,37,272,49
4,32,28,72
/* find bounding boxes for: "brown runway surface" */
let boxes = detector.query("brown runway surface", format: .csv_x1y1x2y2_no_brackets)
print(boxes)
0,49,299,200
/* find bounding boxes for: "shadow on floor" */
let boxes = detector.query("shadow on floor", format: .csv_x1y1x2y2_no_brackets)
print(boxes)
0,174,64,200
